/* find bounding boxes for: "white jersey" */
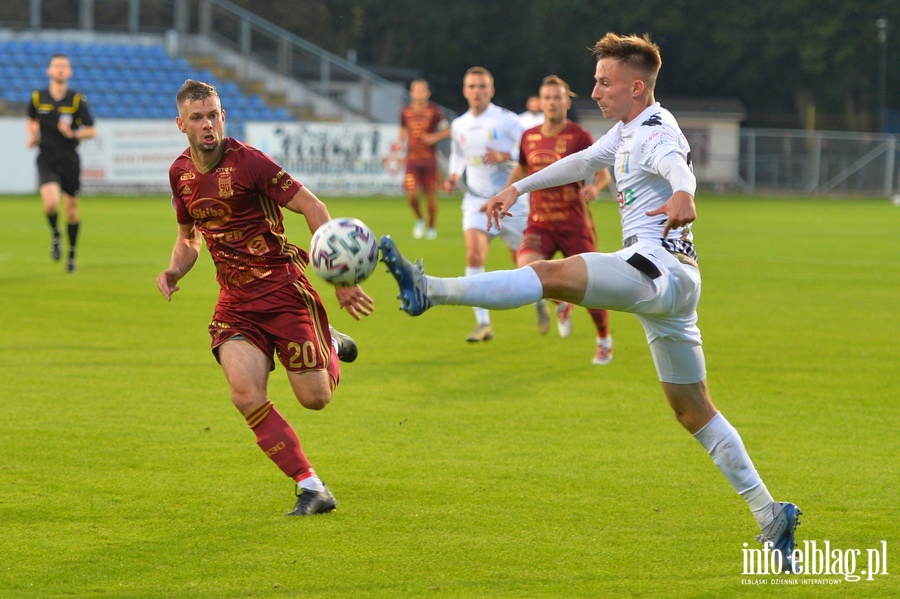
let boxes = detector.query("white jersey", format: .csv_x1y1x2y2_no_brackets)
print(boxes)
518,110,544,130
514,103,693,247
449,103,523,199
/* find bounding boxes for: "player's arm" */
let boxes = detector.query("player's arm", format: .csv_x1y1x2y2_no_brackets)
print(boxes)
74,124,96,141
580,167,612,202
284,186,374,319
444,129,465,192
422,126,450,146
645,152,697,237
504,163,528,188
26,118,39,148
59,122,96,141
157,222,201,301
284,185,332,234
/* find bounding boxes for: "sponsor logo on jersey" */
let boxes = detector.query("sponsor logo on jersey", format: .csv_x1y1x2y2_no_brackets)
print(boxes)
190,199,232,227
642,113,663,127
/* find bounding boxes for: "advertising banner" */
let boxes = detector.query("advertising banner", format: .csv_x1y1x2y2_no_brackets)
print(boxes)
245,122,405,195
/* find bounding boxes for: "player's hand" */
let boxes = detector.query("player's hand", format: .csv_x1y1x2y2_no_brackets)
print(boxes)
483,149,508,165
57,121,74,139
443,176,459,193
579,184,599,203
645,190,696,238
334,285,374,320
485,186,520,231
156,269,182,301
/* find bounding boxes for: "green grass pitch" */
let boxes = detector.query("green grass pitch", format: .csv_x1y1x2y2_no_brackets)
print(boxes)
1,192,897,598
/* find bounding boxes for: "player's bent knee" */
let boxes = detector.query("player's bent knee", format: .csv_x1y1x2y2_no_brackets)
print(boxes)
296,388,332,411
230,390,268,416
528,259,587,304
288,370,334,411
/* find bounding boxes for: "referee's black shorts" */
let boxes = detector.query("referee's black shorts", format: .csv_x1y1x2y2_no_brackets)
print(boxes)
37,151,81,197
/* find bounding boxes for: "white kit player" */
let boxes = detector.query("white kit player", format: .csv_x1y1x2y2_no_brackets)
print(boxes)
443,66,526,343
381,33,801,568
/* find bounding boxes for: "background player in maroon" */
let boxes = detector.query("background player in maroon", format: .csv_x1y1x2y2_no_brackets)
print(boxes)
157,80,374,516
509,75,614,364
399,79,449,240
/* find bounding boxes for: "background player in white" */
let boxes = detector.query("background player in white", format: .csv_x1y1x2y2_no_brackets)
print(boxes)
517,95,544,129
444,66,527,343
381,33,800,568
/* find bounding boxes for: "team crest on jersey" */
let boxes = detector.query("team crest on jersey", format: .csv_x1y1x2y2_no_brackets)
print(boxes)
218,174,234,198
555,138,568,155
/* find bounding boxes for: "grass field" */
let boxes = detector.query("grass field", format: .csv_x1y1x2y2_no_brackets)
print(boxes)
1,192,898,598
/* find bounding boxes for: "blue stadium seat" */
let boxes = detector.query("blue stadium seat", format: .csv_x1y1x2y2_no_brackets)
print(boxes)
0,39,295,122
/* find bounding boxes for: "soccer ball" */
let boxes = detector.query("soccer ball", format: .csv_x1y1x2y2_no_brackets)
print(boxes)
309,217,379,286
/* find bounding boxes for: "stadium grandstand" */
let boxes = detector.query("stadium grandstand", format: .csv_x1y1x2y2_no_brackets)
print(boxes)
0,37,292,123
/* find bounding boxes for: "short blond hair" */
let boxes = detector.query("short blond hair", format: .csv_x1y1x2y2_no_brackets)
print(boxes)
464,66,494,86
540,74,576,98
591,33,662,90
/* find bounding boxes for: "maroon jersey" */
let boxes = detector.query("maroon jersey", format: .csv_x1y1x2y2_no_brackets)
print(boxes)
169,138,307,303
400,102,444,165
519,122,594,226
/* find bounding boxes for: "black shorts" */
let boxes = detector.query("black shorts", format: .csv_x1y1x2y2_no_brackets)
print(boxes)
37,152,81,197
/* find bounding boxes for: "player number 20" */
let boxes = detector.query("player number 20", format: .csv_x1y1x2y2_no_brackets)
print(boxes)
287,341,317,368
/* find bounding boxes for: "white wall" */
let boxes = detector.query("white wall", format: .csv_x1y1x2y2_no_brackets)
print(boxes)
0,118,40,193
0,117,187,195
2,118,407,196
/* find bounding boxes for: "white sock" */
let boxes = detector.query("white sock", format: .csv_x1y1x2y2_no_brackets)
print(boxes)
694,413,775,529
597,335,612,347
428,266,544,310
463,267,490,325
298,475,326,493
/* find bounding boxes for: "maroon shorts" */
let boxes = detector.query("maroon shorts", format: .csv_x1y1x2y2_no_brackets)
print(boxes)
208,279,335,375
518,222,598,260
404,161,438,193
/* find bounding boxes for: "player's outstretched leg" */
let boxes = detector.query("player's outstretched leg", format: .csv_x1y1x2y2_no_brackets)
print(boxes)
756,502,802,572
379,235,432,316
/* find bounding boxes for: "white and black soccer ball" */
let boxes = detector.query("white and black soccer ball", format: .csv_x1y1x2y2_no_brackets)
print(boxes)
309,217,378,286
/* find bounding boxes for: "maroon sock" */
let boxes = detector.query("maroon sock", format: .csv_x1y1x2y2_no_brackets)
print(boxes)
245,401,312,481
589,308,610,338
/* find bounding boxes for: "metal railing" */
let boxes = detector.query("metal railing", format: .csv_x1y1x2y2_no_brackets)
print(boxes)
196,0,406,123
738,129,899,197
2,0,407,123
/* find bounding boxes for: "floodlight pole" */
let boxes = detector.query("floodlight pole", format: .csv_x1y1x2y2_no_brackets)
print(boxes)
876,18,887,133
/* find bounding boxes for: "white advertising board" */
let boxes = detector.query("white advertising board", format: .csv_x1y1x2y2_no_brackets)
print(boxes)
78,119,187,193
0,117,186,194
245,122,405,196
0,120,406,196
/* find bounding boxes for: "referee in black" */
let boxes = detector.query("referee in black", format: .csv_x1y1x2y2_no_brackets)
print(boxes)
27,54,96,273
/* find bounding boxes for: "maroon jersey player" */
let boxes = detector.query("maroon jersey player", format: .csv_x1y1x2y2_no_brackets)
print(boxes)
399,79,449,239
510,75,614,365
157,79,374,516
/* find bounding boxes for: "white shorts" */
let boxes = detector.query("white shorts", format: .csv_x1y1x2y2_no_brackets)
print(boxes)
461,192,528,251
578,241,705,383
